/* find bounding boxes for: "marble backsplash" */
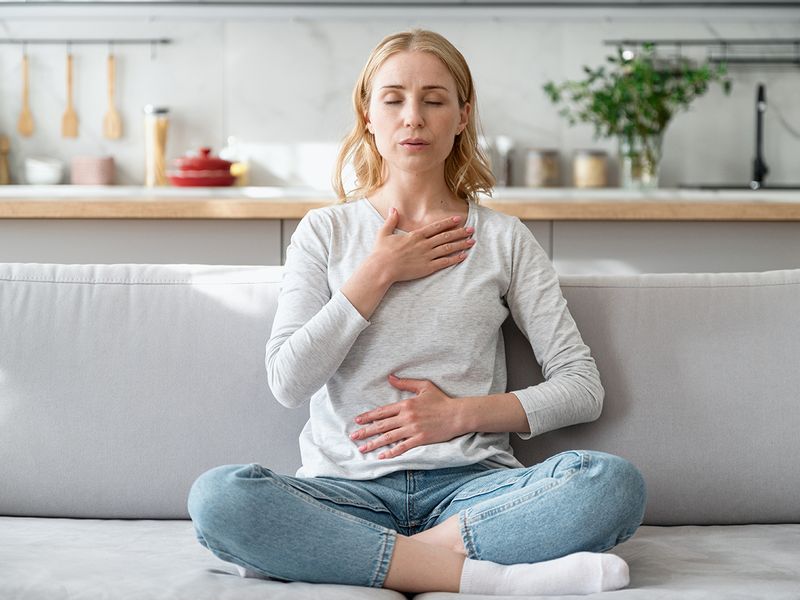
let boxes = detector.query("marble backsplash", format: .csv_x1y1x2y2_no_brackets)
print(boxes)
0,6,798,189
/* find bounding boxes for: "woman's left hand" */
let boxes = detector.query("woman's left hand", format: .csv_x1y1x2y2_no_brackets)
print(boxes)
350,374,465,459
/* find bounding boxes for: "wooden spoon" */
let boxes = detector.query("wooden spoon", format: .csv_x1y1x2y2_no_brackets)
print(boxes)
0,135,10,184
61,53,78,138
103,53,122,139
17,53,34,137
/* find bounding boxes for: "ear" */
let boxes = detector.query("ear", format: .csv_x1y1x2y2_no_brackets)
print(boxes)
364,114,373,135
458,102,471,134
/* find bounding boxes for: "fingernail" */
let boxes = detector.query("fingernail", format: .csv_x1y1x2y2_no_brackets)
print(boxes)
452,216,461,222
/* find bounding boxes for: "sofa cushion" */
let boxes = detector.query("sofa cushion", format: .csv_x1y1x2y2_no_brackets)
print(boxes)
0,516,404,599
419,523,800,599
0,264,309,518
1,517,798,600
507,268,800,525
2,264,799,526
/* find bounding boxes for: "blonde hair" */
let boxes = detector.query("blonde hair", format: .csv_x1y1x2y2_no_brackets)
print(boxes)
332,29,495,204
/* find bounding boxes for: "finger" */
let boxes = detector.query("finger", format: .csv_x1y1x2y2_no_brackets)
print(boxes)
350,415,402,441
357,428,407,454
355,403,401,424
417,214,464,238
430,250,469,269
430,235,475,261
379,206,398,234
378,438,418,460
387,374,425,392
431,225,474,246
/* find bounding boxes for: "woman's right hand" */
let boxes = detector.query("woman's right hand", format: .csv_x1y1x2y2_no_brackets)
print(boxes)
372,207,475,284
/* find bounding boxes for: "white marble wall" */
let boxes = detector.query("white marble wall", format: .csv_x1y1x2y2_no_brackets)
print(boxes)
0,5,798,188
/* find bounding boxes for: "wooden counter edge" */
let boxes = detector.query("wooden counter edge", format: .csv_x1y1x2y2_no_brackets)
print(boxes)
1,198,800,221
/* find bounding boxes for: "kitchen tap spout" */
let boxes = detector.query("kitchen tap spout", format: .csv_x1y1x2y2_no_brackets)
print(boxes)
751,83,769,190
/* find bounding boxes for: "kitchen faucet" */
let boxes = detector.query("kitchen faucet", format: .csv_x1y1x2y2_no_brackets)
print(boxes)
751,83,769,190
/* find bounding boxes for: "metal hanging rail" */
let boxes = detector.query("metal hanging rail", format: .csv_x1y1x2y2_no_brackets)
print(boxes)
0,39,172,46
603,38,800,67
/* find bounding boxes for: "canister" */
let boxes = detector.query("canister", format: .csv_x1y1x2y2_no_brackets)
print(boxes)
573,149,608,188
525,149,561,187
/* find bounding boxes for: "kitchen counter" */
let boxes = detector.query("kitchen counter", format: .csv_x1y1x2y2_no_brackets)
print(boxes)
1,185,800,220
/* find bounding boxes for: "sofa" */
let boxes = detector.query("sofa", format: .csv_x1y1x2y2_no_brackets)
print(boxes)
1,261,798,600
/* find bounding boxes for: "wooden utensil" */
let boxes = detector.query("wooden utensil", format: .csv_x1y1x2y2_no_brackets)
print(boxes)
103,53,122,139
17,54,34,137
61,53,78,138
0,135,10,184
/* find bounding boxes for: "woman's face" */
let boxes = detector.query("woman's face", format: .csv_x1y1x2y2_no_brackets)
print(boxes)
365,51,470,178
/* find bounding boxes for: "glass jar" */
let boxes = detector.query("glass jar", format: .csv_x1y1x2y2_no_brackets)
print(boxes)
143,105,169,187
573,149,608,188
525,149,561,187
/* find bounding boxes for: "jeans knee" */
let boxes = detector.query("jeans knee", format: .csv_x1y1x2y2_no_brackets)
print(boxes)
187,464,254,535
585,452,647,534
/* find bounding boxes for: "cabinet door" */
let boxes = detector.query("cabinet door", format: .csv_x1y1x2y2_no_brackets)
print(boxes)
0,220,283,265
552,221,800,274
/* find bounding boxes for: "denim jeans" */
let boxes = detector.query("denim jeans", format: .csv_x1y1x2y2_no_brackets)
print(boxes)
188,450,646,588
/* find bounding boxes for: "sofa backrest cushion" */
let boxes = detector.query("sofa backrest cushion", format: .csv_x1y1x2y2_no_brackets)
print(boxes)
0,264,307,519
1,263,798,524
508,268,800,525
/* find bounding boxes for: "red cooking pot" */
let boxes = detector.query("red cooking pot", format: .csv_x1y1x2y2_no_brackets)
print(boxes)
167,147,235,187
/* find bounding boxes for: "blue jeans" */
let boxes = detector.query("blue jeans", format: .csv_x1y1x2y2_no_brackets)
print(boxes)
188,450,646,588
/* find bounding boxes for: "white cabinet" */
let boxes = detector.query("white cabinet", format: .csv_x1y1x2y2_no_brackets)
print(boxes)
552,221,800,274
0,220,283,265
1,218,798,274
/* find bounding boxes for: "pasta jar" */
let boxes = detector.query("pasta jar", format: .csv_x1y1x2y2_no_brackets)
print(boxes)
572,149,608,188
143,105,169,187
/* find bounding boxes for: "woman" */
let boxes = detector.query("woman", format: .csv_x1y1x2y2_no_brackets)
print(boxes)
188,29,646,596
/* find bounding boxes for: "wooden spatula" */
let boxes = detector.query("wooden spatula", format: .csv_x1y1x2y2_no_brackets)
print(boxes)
61,53,78,138
17,53,34,137
103,53,122,139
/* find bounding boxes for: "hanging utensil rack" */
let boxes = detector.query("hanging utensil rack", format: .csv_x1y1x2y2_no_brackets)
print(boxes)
603,38,800,67
0,38,172,59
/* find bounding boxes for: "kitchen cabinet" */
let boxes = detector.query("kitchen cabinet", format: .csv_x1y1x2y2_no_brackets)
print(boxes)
0,220,283,265
1,187,799,273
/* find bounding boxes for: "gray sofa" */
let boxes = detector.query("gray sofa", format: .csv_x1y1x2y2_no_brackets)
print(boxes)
1,262,798,600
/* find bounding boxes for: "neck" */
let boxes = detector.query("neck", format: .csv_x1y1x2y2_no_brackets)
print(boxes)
369,170,466,222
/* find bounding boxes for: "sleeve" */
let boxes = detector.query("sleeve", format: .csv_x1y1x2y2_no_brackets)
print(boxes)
264,209,371,408
504,219,604,439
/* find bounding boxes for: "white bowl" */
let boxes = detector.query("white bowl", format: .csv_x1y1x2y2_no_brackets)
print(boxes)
25,157,64,185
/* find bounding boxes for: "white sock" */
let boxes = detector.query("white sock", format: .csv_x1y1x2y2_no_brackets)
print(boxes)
459,551,630,596
235,565,271,580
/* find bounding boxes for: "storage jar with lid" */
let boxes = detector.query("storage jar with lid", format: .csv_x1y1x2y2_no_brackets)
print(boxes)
573,149,608,188
525,149,561,187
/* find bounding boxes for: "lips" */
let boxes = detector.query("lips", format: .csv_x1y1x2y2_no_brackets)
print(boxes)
400,138,429,145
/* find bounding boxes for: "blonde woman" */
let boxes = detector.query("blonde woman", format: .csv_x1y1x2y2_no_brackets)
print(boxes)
189,29,646,596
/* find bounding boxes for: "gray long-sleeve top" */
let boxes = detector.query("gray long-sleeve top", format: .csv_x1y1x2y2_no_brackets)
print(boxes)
265,198,604,479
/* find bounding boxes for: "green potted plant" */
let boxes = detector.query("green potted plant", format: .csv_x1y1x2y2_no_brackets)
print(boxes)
543,44,732,189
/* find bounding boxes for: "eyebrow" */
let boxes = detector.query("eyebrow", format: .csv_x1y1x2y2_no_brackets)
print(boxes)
379,85,449,91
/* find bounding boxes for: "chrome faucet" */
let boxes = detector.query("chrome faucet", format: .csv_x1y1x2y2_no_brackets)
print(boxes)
751,83,769,190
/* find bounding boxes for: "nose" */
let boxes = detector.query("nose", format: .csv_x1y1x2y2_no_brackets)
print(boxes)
402,100,424,129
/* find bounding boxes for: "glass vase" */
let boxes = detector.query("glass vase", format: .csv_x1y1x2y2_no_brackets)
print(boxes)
618,133,663,190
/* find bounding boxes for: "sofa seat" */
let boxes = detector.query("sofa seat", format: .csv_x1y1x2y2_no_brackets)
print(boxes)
1,517,798,599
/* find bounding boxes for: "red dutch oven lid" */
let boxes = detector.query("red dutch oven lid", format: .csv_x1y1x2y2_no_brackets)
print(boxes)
172,147,232,172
